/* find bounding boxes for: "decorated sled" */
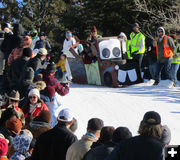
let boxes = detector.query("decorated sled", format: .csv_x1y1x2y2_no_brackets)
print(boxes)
69,37,143,87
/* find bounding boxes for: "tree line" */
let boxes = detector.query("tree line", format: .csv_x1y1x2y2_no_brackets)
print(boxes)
0,0,180,46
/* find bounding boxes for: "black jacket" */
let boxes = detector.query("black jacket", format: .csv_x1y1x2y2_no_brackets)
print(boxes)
25,56,42,73
84,141,117,160
31,123,77,160
1,24,24,58
35,40,51,52
105,136,164,160
9,56,29,84
0,127,16,145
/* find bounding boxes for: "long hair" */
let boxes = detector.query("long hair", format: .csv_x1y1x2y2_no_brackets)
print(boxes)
22,97,44,114
138,121,163,139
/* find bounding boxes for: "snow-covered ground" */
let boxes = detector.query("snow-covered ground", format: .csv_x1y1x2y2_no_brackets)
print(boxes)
60,82,180,145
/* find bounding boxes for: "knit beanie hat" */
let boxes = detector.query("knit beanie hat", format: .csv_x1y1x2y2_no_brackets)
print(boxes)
0,138,8,156
28,88,40,99
142,111,161,125
87,118,104,131
23,47,32,57
45,86,55,98
24,67,34,81
46,62,56,73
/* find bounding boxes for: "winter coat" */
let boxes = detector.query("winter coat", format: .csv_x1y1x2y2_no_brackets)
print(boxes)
26,120,51,139
9,56,30,85
147,45,157,65
23,103,49,119
34,40,51,52
56,59,66,72
83,141,117,160
40,92,61,127
10,134,32,160
24,56,42,73
1,24,24,58
34,81,46,91
105,135,164,160
156,27,175,63
43,72,69,96
8,48,34,66
66,134,97,160
31,123,77,160
0,128,16,145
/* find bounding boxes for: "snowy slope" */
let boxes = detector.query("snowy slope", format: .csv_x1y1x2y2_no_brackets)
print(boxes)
60,82,180,145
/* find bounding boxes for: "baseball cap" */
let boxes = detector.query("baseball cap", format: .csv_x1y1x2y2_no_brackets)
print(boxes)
57,108,73,122
38,48,48,56
142,111,161,125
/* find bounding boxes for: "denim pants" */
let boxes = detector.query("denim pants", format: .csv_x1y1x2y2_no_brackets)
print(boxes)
155,60,172,82
170,63,180,83
149,62,157,80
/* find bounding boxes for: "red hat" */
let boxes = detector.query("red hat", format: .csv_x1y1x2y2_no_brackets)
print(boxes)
45,86,55,98
91,26,97,32
0,138,8,156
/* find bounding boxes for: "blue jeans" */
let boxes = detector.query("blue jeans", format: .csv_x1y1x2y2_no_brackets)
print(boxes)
155,60,172,82
170,63,180,83
149,62,157,80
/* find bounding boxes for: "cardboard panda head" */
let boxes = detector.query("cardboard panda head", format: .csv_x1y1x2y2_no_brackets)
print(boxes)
99,39,122,60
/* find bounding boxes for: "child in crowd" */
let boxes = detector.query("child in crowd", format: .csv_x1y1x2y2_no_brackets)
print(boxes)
56,54,68,82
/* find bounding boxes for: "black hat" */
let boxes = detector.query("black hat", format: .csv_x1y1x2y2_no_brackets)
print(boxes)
46,62,56,73
132,23,140,28
23,48,32,57
143,111,161,125
112,127,132,143
87,118,104,131
39,32,46,37
24,67,34,80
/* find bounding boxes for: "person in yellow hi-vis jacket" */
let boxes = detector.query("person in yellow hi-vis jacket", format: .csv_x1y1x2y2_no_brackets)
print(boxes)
127,23,146,70
170,34,180,85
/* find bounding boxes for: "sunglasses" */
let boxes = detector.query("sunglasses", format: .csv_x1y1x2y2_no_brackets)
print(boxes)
158,30,163,33
9,99,19,103
29,96,37,99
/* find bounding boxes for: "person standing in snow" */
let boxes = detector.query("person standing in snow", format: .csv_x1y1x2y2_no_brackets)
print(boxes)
170,34,180,86
127,23,146,71
154,27,175,85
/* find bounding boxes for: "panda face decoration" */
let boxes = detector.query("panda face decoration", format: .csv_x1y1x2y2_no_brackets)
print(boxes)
99,39,122,60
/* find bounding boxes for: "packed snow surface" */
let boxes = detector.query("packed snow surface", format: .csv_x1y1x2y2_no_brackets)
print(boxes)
60,82,180,145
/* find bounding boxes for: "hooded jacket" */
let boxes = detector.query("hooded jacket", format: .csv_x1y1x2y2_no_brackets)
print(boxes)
10,134,32,160
156,27,175,62
1,24,24,57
